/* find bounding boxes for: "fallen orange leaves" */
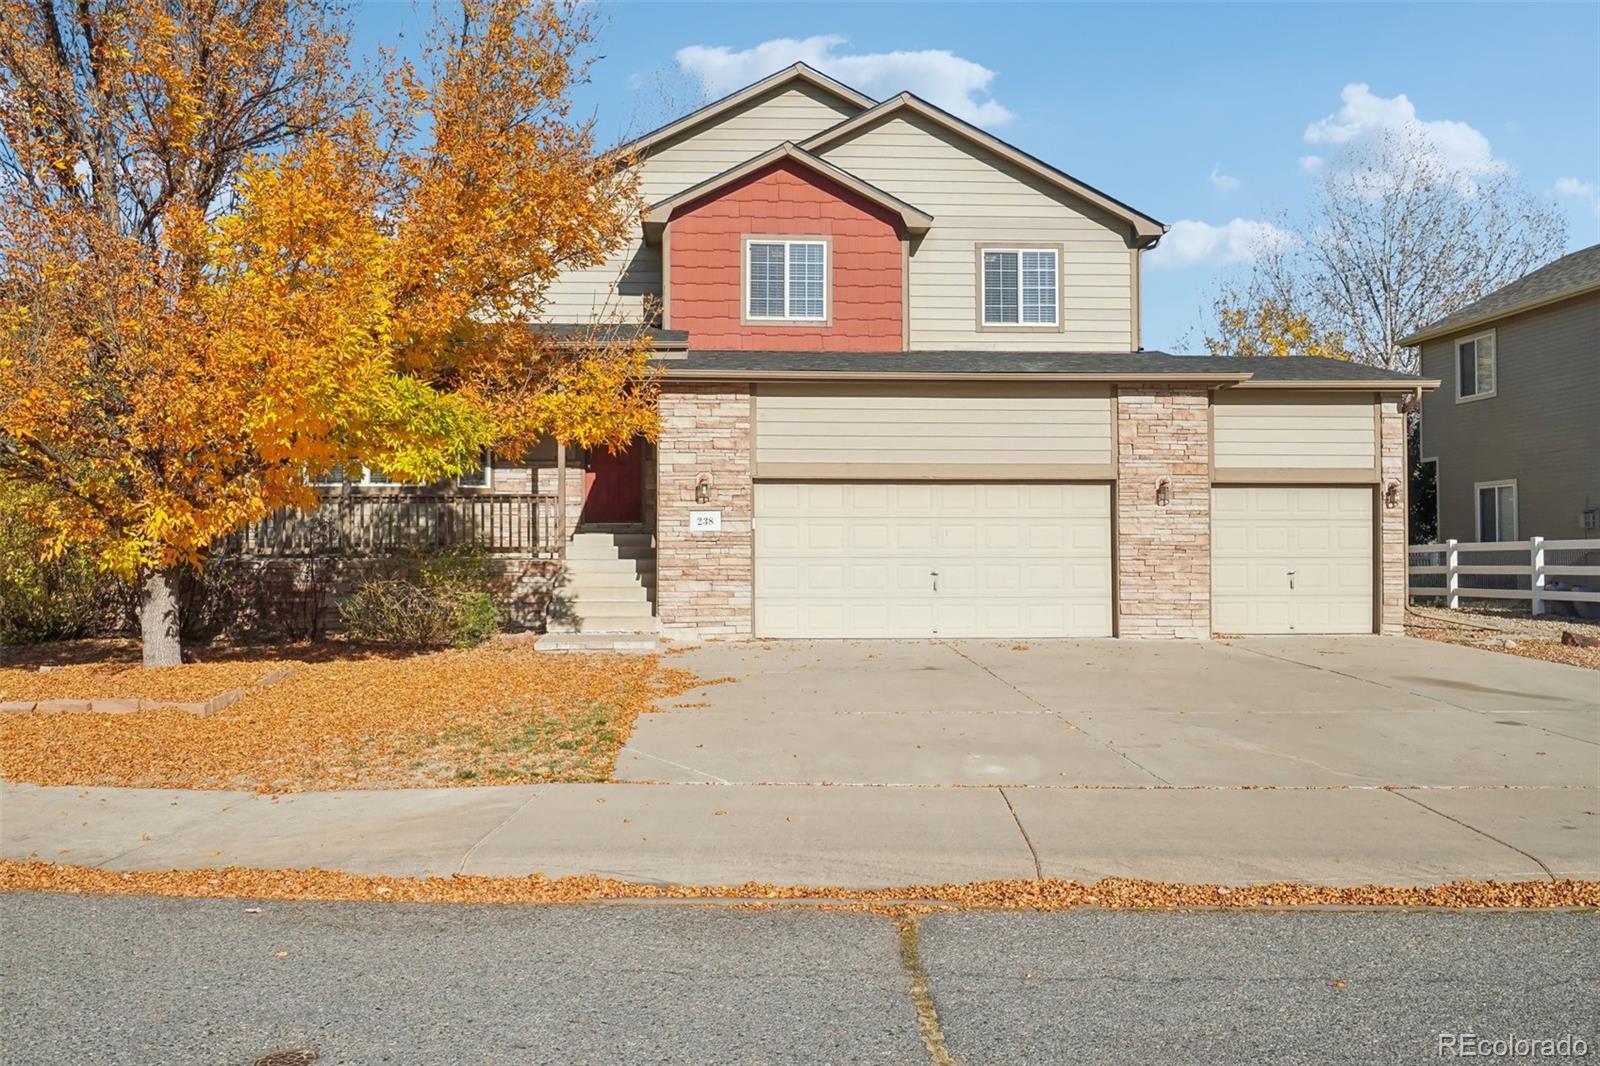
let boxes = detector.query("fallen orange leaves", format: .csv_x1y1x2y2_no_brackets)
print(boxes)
2,860,1595,910
0,644,702,791
1,660,285,702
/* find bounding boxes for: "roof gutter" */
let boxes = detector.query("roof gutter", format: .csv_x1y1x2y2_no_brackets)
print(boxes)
658,368,1255,384
1226,378,1441,391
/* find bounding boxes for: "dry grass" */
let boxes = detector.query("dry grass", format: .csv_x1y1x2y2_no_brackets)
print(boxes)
1407,606,1600,671
0,643,703,791
2,860,1595,911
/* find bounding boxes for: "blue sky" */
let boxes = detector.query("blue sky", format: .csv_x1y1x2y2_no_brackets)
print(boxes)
355,1,1600,352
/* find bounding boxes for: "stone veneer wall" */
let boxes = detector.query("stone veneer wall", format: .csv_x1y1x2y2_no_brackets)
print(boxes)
1379,394,1408,636
1116,386,1212,638
654,382,753,638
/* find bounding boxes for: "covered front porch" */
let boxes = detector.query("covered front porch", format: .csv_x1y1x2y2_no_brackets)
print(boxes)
224,438,659,638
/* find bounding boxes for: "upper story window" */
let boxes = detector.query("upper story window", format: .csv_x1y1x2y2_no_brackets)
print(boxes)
1455,330,1496,402
981,247,1059,327
746,238,827,322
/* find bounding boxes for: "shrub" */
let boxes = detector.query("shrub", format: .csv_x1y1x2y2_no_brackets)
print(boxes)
0,486,129,644
180,557,339,644
339,548,501,649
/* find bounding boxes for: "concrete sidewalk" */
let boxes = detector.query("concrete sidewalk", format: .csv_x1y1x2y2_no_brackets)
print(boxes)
4,780,1594,888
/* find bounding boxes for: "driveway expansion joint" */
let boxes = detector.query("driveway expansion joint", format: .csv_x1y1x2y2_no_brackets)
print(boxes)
1383,787,1558,883
935,640,1172,786
455,789,543,875
997,788,1042,880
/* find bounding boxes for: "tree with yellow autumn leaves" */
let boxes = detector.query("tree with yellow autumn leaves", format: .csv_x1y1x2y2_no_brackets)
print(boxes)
1,0,657,665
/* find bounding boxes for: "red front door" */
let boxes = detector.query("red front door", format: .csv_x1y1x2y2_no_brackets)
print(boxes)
583,441,644,524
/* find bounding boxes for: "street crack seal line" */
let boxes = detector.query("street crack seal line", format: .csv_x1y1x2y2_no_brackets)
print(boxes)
1384,787,1557,882
897,915,960,1066
937,641,1172,786
998,787,1042,879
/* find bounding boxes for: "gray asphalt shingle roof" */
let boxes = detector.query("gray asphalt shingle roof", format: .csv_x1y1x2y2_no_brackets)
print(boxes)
656,349,1426,383
535,323,690,348
1399,244,1600,345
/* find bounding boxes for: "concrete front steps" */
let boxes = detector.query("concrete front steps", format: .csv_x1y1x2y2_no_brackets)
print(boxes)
537,531,659,652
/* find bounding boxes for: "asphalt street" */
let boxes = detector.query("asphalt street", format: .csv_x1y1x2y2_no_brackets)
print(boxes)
2,894,1596,1065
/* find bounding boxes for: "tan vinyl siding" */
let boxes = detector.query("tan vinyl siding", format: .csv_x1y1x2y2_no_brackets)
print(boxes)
815,114,1134,351
1212,390,1377,472
544,85,859,322
541,241,661,322
1420,291,1600,541
754,382,1113,469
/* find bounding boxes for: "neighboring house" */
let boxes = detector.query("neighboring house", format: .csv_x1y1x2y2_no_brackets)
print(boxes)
1400,244,1600,545
254,64,1431,640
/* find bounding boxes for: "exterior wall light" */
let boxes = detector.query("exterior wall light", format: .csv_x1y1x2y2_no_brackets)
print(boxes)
1385,481,1401,509
695,474,713,504
1155,478,1171,507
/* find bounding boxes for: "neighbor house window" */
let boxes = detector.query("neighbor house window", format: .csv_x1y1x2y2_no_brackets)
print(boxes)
310,465,407,487
1456,330,1496,401
981,248,1058,326
456,449,492,488
1475,480,1517,542
746,239,827,321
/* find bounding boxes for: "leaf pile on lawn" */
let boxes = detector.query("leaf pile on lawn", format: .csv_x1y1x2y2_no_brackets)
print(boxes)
0,645,703,791
1,661,286,704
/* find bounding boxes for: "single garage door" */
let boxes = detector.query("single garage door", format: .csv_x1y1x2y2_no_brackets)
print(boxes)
755,481,1112,638
1212,486,1374,635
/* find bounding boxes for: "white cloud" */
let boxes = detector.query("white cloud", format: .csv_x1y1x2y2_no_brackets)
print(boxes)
1298,155,1325,174
1555,176,1600,216
1147,219,1296,270
674,35,1015,127
1304,83,1505,180
1208,164,1239,193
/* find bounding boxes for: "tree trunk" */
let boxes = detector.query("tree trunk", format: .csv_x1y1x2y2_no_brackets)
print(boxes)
139,567,184,668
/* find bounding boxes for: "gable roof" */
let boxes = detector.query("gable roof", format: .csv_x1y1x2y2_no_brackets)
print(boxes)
800,93,1167,246
1399,243,1600,345
618,63,874,157
642,142,935,242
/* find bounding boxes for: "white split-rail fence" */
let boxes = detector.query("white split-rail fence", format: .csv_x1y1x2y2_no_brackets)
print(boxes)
1407,538,1600,616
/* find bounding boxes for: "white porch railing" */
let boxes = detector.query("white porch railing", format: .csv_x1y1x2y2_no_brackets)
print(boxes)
1408,538,1600,614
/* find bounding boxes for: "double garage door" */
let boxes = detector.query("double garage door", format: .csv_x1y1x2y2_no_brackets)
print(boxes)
754,481,1113,638
753,482,1374,638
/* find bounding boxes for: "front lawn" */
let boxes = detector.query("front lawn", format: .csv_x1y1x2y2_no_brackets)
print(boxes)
0,643,702,791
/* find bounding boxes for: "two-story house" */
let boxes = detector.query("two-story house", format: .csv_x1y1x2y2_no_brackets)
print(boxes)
1401,244,1600,545
283,64,1432,641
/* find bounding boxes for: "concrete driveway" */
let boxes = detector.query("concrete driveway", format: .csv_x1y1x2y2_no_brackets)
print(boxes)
620,637,1599,790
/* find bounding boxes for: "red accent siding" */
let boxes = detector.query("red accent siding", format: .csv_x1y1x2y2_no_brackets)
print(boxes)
668,160,904,351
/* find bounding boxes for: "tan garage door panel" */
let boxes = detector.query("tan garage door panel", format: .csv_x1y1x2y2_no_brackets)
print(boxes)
756,482,1112,638
1212,486,1374,635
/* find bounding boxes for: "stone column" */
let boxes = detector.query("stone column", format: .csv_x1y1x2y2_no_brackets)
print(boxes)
1378,394,1409,636
1116,386,1212,638
654,382,753,639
